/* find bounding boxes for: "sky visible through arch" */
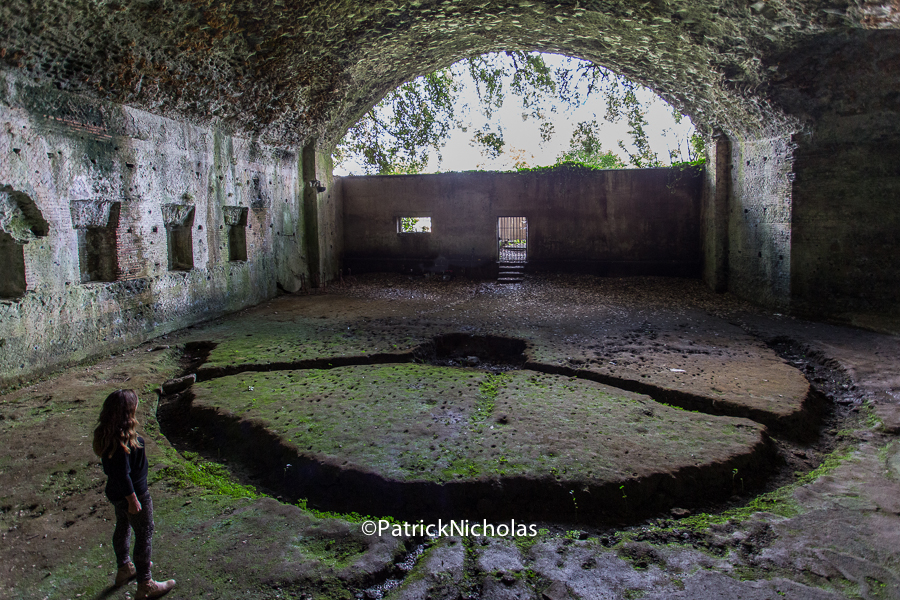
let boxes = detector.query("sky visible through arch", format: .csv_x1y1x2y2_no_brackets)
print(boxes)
334,53,698,175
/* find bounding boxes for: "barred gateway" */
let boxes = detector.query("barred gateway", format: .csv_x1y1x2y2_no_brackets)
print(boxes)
498,216,527,263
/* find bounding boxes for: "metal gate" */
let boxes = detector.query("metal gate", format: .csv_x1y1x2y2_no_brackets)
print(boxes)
498,216,527,262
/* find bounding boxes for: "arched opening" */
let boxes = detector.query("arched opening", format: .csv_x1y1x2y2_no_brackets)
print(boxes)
336,53,707,281
0,187,49,298
320,36,795,304
333,52,705,176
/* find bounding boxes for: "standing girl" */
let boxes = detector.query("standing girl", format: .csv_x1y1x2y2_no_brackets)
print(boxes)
93,389,176,599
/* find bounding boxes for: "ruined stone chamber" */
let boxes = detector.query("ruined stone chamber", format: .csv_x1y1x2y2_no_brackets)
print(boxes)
155,295,819,524
1,2,899,598
2,0,899,391
1,0,897,524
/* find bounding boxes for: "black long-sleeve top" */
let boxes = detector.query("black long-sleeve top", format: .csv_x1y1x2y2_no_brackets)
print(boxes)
101,436,149,502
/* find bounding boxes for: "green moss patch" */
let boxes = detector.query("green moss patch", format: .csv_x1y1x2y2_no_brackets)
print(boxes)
189,364,774,521
199,318,421,371
486,371,767,482
153,448,261,499
193,364,486,481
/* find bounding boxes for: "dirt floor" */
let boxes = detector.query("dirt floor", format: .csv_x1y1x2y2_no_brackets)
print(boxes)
1,273,899,600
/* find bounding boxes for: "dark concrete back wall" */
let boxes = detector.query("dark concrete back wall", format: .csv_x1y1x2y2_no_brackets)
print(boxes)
341,166,704,278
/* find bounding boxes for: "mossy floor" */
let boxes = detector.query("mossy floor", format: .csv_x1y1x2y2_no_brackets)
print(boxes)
191,275,811,434
189,364,769,520
2,274,899,600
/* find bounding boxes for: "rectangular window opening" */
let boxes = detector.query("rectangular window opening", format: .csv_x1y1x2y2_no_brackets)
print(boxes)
498,216,528,262
228,226,247,262
0,230,26,298
224,206,249,262
397,216,432,233
165,206,195,272
78,226,119,283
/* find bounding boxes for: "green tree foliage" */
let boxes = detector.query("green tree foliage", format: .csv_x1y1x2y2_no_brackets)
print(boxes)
556,120,627,169
336,52,704,174
554,59,660,167
669,132,707,166
334,69,462,174
471,128,506,159
665,108,707,165
399,217,420,232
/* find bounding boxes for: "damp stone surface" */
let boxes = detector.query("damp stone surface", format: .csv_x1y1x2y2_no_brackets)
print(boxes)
188,278,813,434
3,275,900,600
186,363,774,522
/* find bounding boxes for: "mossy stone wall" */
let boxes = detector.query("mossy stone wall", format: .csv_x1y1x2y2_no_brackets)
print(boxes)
0,74,315,388
1,0,898,339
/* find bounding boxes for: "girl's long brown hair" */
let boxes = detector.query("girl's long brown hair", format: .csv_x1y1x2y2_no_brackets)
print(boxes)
92,389,142,458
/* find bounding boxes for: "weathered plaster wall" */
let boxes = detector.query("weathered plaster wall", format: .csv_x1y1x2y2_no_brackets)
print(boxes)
791,119,900,327
0,75,321,388
726,134,795,310
783,32,900,327
342,166,703,278
701,134,730,294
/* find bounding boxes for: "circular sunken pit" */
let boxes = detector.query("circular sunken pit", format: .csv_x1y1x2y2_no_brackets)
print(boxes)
175,353,781,523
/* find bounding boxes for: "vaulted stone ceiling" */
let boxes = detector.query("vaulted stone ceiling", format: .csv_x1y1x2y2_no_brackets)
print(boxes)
1,0,898,146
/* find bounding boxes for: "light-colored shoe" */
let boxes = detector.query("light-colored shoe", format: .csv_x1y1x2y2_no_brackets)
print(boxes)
135,578,176,599
114,562,136,587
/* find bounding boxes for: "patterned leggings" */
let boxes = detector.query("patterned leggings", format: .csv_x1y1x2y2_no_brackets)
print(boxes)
111,490,154,582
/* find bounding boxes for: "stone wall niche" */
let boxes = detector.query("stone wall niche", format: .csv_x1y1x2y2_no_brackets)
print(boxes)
70,200,120,283
0,231,26,299
162,204,196,272
1,187,49,298
224,206,249,262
